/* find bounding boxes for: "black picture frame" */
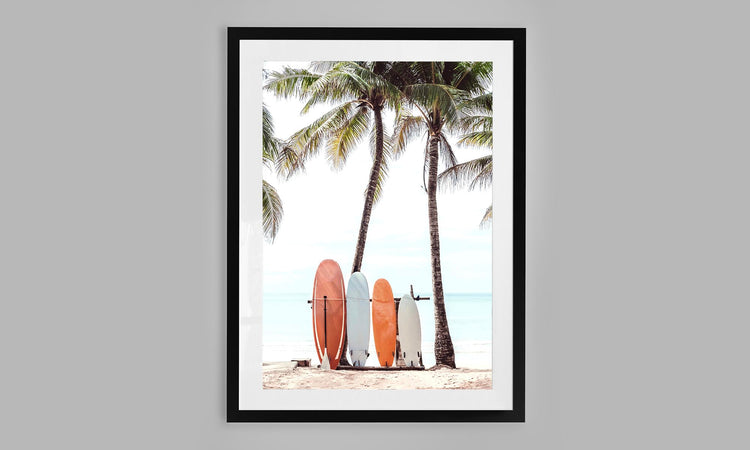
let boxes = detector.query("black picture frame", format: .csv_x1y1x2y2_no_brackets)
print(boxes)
227,27,525,422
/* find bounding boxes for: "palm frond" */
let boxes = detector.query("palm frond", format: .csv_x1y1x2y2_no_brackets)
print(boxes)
480,204,493,227
447,91,492,137
453,61,493,93
461,92,493,114
309,61,338,72
403,83,468,126
468,155,493,190
370,148,391,205
263,67,320,100
347,62,404,110
262,180,283,241
438,154,492,191
367,124,392,205
301,65,369,112
275,145,305,179
390,111,426,158
262,104,280,167
408,62,446,85
326,107,371,170
305,62,404,113
286,101,357,166
438,134,458,171
457,129,493,148
454,92,493,148
455,114,492,133
383,61,422,90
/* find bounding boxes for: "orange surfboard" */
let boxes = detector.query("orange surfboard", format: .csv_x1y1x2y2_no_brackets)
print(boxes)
372,278,397,367
312,259,346,370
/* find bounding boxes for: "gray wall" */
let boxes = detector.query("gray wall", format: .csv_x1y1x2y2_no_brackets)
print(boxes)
1,0,748,448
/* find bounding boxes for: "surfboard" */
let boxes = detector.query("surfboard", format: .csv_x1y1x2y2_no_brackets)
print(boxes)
346,272,370,367
398,293,422,367
312,259,346,370
372,278,397,367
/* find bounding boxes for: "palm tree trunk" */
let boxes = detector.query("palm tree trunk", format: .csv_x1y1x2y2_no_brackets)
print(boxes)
427,135,456,368
340,106,384,367
351,106,384,274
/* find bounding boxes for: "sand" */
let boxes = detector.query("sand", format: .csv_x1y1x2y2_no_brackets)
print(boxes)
262,362,492,390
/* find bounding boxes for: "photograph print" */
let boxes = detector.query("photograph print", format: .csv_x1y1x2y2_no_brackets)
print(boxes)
229,28,524,422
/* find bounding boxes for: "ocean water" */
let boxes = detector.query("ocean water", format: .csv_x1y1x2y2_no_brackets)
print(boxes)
263,292,492,369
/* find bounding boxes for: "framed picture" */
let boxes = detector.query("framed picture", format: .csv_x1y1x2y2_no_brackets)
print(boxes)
228,27,525,422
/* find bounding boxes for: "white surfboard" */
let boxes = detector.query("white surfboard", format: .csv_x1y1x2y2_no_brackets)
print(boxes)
398,293,422,367
346,272,370,366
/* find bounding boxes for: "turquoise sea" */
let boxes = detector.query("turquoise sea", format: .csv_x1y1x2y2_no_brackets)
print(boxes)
263,292,492,369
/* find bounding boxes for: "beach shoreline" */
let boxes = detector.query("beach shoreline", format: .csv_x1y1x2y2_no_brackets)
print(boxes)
262,362,492,390
262,339,493,371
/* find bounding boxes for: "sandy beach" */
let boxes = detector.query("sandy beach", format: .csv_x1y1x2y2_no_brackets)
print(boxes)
263,362,492,390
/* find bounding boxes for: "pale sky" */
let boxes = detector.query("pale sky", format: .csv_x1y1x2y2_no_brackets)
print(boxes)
262,62,492,296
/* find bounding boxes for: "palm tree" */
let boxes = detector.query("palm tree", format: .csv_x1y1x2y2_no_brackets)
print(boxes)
265,62,403,271
264,62,403,365
391,62,492,367
438,92,493,226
